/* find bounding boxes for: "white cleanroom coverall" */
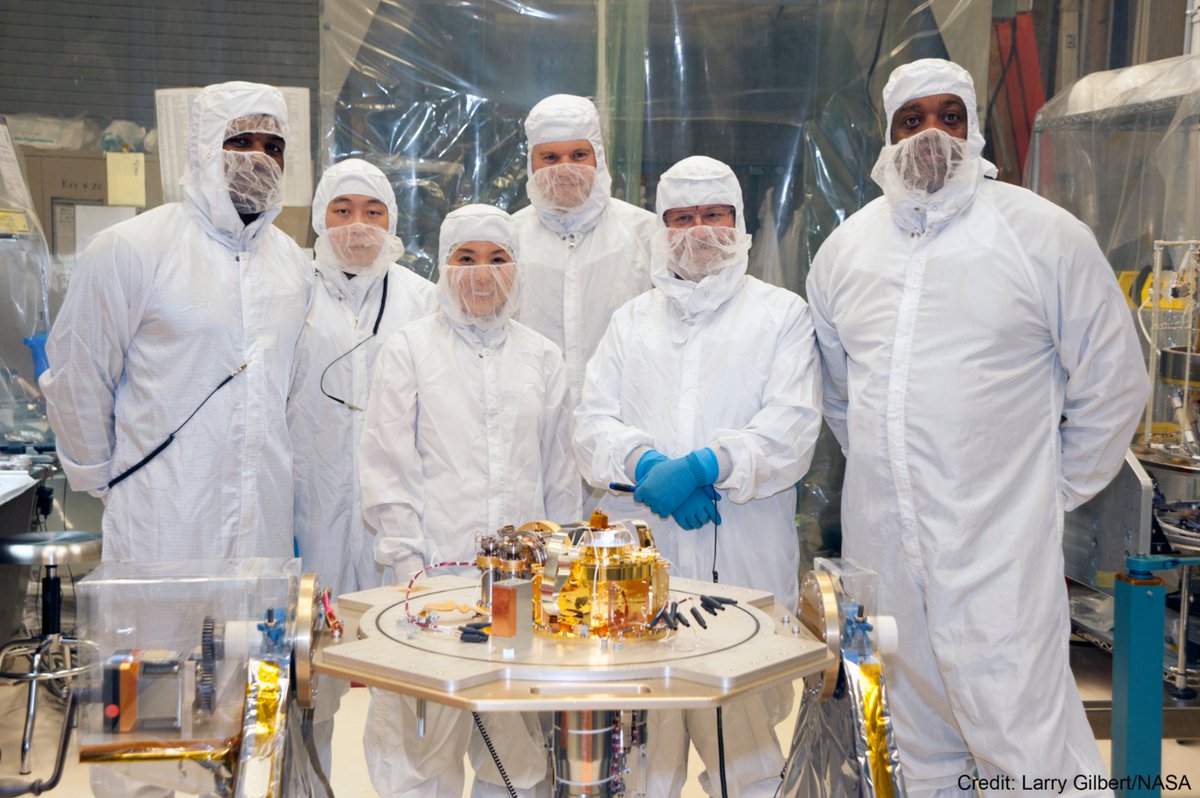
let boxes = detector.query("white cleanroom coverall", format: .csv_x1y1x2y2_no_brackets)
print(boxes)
40,82,311,798
514,93,658,405
42,81,312,563
288,157,436,781
806,58,1148,797
289,157,436,599
360,204,580,798
574,156,823,797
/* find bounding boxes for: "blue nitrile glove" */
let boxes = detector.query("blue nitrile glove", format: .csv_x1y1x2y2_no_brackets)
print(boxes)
672,486,722,529
635,449,668,482
633,448,719,518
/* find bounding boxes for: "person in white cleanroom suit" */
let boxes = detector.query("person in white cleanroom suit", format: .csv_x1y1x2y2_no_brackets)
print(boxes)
574,155,823,797
40,81,312,798
43,81,311,561
287,157,436,782
513,93,657,406
359,204,580,798
806,58,1149,797
289,158,436,598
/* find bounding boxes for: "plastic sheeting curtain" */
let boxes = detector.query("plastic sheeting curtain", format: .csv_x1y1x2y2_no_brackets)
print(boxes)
1028,54,1200,275
320,0,991,563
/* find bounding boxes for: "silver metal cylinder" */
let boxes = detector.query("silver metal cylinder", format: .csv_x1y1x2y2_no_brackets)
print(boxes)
480,568,496,609
553,710,617,797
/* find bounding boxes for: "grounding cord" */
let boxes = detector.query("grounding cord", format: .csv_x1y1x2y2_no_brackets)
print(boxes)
472,711,518,798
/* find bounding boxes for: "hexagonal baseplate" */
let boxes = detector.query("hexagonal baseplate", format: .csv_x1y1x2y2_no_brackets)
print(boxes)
315,575,834,712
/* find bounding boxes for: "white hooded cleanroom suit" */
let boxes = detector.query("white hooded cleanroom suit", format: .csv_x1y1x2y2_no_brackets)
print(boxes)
806,59,1148,797
289,158,436,598
513,94,658,405
359,204,581,798
574,156,823,797
287,157,436,783
41,82,312,798
43,81,312,563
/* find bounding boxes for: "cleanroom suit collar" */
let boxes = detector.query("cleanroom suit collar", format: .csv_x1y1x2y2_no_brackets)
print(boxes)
181,81,288,250
314,257,382,311
523,94,613,236
650,252,748,321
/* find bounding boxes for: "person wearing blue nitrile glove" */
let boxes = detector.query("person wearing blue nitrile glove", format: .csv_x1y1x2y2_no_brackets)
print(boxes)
633,448,667,482
672,485,721,530
573,156,823,797
632,447,717,517
635,448,722,529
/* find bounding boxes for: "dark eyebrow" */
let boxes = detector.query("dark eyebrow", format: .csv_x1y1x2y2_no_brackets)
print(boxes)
939,98,966,111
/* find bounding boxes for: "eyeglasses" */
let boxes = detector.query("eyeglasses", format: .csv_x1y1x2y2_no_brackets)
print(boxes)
662,205,736,228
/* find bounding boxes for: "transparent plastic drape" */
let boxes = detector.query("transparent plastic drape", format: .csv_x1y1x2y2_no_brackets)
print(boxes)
0,119,54,444
1028,54,1200,276
320,0,990,580
321,0,990,286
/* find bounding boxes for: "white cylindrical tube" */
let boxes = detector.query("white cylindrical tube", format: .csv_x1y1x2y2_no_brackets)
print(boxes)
868,615,899,657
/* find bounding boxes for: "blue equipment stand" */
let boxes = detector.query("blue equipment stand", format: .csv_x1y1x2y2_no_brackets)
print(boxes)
1113,554,1200,797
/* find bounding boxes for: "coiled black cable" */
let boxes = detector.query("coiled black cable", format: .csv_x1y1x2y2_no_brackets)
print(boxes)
472,711,518,798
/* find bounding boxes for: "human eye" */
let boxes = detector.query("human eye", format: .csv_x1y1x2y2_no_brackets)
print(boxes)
225,136,250,149
701,210,726,224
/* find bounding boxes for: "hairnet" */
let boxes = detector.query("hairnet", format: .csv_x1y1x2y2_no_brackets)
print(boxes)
224,113,286,139
438,204,519,264
881,58,985,154
654,155,747,235
523,94,612,235
311,158,399,236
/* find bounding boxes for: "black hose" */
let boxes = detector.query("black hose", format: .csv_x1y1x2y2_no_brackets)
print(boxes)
716,705,729,798
300,707,336,798
472,711,517,798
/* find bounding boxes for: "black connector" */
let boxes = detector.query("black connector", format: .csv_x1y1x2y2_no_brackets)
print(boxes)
690,606,708,629
674,609,690,628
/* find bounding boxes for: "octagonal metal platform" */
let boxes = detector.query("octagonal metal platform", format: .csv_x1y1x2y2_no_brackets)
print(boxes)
315,575,834,712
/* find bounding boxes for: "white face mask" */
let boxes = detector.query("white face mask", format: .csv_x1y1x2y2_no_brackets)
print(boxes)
527,162,596,212
872,127,970,197
223,150,283,215
660,225,750,282
325,223,387,270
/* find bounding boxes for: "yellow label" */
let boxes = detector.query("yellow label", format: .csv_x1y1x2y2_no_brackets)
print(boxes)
106,152,147,207
0,208,29,235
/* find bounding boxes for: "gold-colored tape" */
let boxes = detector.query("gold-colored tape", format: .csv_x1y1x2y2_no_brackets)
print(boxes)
858,661,895,798
79,737,238,762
